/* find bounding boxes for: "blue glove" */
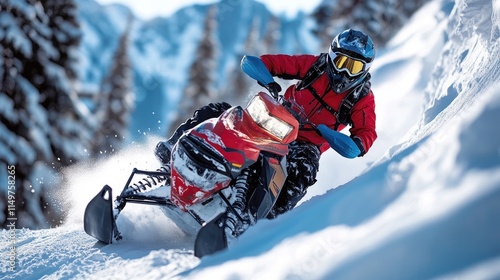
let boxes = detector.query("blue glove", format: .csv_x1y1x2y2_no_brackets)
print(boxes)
317,124,361,158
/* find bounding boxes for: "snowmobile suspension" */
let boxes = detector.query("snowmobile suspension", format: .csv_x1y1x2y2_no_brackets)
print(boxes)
127,166,170,194
114,167,171,213
224,169,251,236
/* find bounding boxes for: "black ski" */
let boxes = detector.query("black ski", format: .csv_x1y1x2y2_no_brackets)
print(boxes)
194,212,229,258
84,185,116,244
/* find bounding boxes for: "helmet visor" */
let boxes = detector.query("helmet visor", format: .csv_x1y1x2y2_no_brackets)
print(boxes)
330,52,365,77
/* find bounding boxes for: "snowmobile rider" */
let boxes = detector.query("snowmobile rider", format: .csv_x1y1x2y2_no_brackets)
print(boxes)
155,29,377,218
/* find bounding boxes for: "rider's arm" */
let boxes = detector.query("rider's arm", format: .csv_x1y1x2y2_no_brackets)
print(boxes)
349,91,377,156
260,54,317,80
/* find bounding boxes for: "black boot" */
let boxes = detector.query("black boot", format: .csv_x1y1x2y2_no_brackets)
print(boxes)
267,183,307,219
267,141,320,219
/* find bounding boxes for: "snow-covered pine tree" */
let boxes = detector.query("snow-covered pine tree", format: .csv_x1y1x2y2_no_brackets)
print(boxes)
42,0,80,80
226,15,282,104
262,15,281,54
168,5,219,135
0,0,62,228
312,0,430,47
39,0,93,166
92,15,134,156
0,0,89,228
221,17,262,105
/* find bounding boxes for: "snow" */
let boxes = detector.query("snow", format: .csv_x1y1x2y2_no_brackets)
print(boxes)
2,0,500,278
0,12,33,58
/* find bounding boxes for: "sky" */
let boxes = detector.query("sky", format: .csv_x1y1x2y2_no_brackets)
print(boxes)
95,0,322,19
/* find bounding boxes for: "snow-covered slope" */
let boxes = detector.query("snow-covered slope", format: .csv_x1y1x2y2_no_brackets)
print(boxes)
2,0,500,278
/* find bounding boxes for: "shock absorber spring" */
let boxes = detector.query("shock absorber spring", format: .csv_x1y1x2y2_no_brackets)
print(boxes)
225,169,251,237
232,169,250,212
129,165,171,193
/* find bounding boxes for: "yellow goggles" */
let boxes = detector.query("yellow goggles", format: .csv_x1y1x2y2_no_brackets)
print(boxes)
331,53,365,76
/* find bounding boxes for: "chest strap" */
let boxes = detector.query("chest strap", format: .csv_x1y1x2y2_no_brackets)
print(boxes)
308,77,371,130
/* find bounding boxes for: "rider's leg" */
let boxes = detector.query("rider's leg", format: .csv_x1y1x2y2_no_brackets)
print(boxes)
155,102,232,165
267,141,321,219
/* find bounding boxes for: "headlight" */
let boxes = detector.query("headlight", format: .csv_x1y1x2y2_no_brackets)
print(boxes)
246,96,293,140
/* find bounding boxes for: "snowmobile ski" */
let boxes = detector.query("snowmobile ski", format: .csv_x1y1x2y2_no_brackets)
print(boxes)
84,185,117,244
194,212,229,258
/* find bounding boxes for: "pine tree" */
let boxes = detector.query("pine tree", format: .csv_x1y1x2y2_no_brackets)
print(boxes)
222,15,283,106
262,15,281,54
0,0,88,228
221,17,261,105
311,0,342,48
168,5,219,135
42,0,80,80
39,0,92,166
93,16,134,155
312,0,430,47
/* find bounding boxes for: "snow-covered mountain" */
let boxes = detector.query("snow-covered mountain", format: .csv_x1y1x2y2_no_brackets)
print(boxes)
2,0,500,278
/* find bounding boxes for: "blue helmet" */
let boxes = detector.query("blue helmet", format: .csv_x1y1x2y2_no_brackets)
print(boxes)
326,29,375,93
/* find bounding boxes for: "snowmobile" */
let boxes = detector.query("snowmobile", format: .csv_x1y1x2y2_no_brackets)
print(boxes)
83,56,361,257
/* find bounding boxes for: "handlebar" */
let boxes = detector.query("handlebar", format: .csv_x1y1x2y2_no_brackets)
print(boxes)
241,55,280,100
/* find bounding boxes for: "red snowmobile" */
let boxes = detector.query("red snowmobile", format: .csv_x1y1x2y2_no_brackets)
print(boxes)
83,56,361,257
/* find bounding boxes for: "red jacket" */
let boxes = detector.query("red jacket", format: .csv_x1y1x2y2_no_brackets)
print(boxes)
260,54,377,155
